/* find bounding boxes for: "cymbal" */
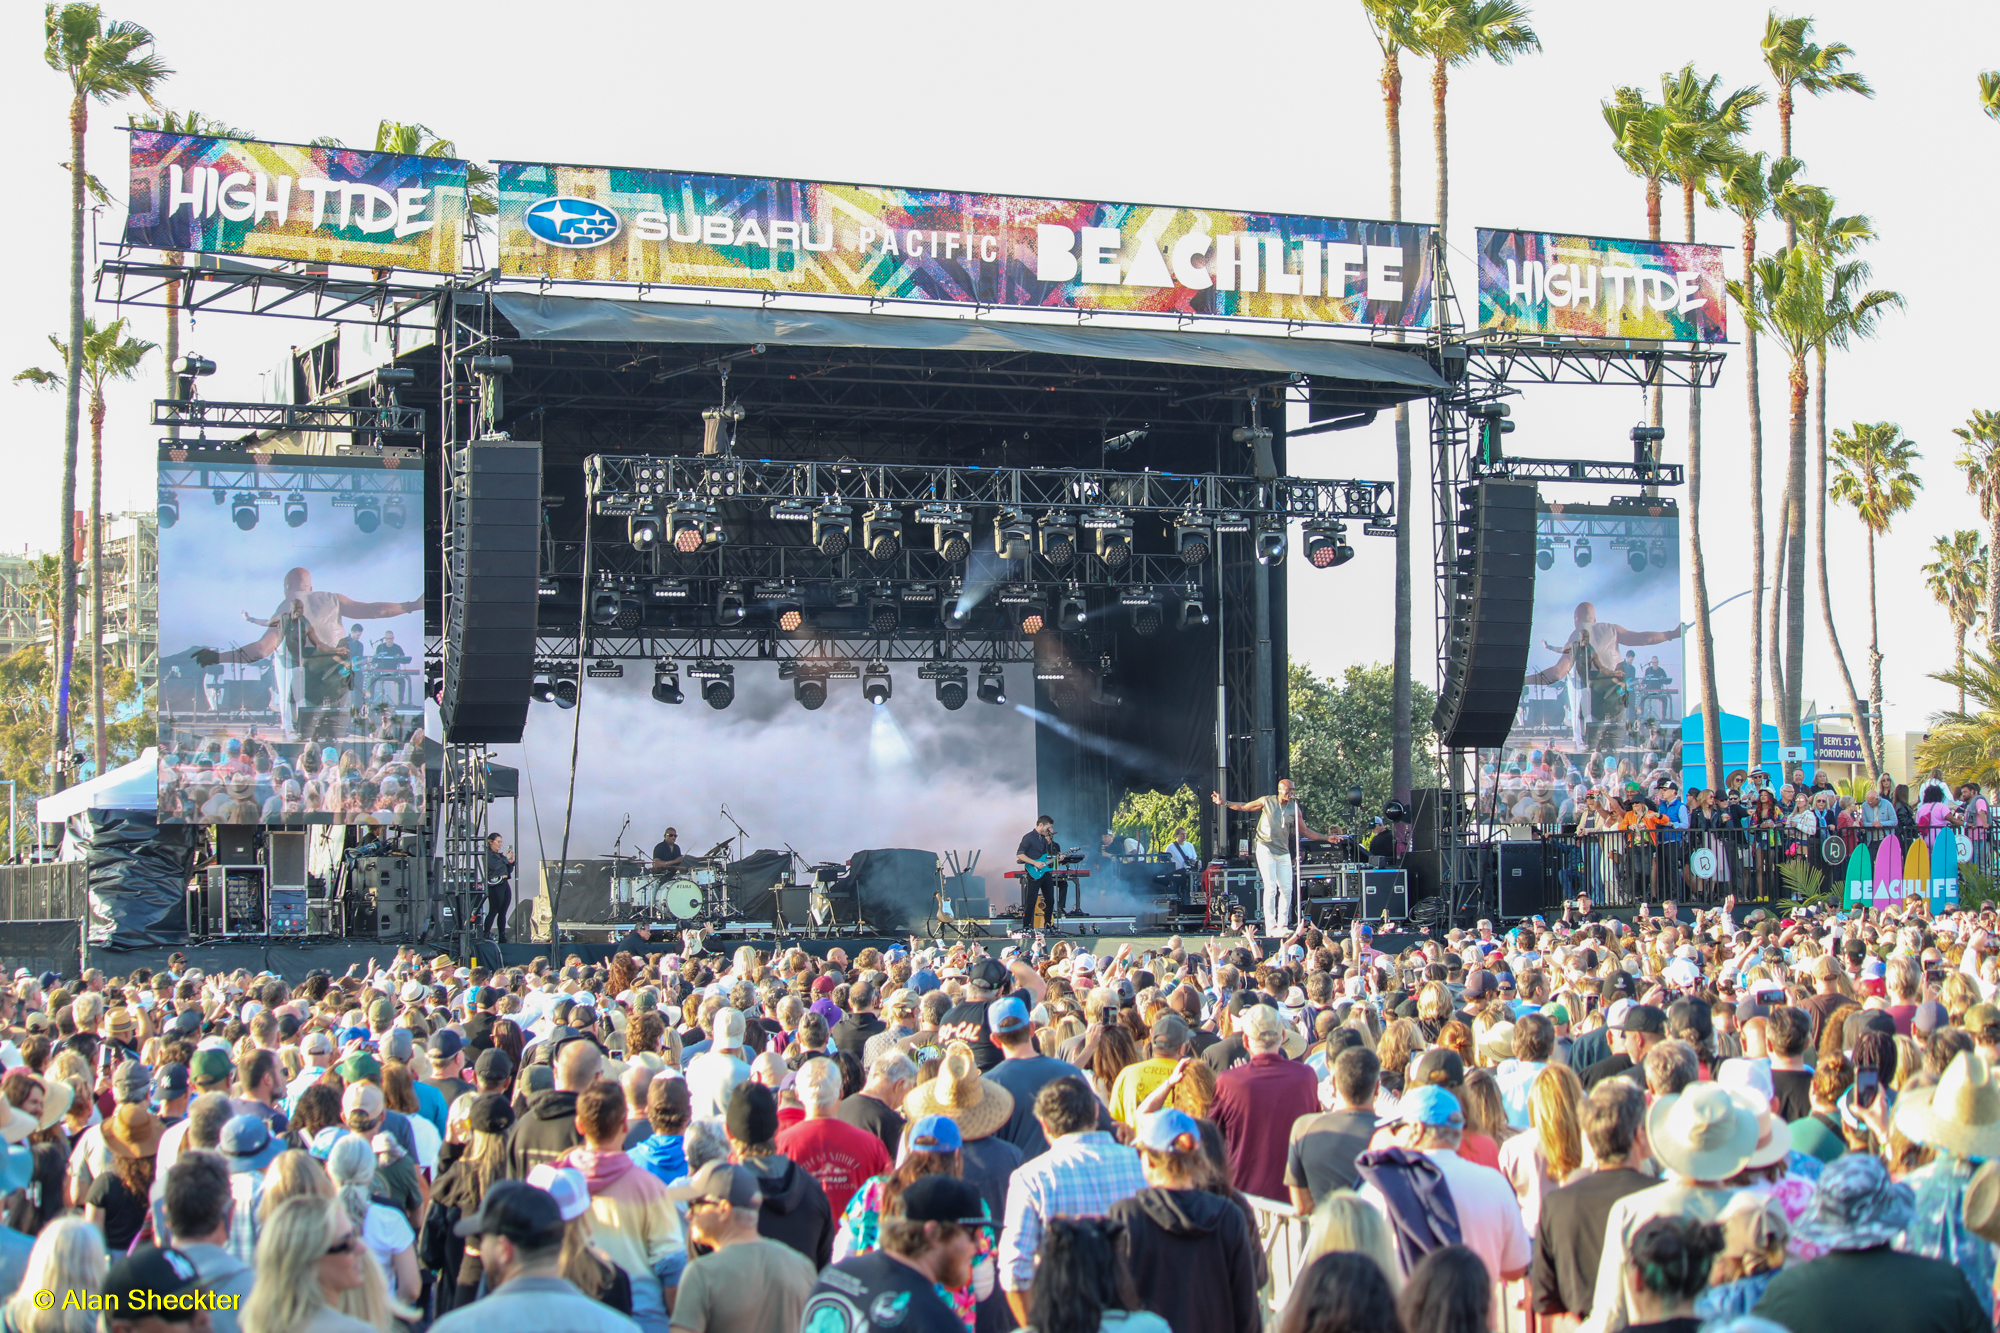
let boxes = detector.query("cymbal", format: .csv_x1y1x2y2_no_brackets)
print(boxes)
701,840,734,860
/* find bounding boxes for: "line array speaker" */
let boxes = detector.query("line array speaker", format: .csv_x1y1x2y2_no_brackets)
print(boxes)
1434,480,1538,749
443,440,543,743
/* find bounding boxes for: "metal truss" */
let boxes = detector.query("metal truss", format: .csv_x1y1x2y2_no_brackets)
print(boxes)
158,459,424,497
532,632,1039,665
586,454,1395,523
153,398,425,436
439,746,488,958
1473,458,1685,486
1460,332,1726,390
98,256,442,329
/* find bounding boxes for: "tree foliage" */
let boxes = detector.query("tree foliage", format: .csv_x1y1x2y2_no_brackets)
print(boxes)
1289,662,1437,836
1112,785,1201,857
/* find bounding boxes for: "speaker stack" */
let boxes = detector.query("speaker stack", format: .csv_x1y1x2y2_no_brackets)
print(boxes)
443,440,543,744
1434,480,1539,748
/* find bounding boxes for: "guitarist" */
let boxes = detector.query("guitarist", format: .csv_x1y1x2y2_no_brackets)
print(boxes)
1016,815,1062,927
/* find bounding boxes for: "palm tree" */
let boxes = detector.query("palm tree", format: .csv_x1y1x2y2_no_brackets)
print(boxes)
125,109,251,442
1655,67,1763,811
1956,409,2000,645
1982,71,2000,120
17,318,156,776
1921,650,2000,790
1829,422,1920,766
1761,12,1872,244
1925,530,1988,710
1413,0,1539,243
1719,152,1800,779
1602,86,1672,441
1362,0,1425,847
42,4,168,789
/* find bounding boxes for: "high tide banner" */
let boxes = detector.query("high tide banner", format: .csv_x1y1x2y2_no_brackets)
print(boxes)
124,131,469,274
495,163,1435,329
1475,228,1728,342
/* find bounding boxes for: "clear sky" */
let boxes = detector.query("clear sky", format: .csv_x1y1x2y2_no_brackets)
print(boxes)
2,0,1993,752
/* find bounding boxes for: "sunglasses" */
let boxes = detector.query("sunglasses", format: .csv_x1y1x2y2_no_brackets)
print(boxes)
325,1236,359,1257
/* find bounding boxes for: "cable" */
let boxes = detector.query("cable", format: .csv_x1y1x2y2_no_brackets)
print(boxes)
551,498,593,938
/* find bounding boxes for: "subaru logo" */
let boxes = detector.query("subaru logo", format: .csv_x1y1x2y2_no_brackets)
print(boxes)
523,196,621,249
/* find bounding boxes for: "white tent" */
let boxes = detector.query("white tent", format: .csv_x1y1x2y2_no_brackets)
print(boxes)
36,748,160,823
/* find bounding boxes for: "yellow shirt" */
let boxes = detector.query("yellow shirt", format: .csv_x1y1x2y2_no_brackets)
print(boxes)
1108,1057,1181,1125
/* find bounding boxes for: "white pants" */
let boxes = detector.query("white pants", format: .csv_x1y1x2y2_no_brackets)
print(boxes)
1255,842,1295,933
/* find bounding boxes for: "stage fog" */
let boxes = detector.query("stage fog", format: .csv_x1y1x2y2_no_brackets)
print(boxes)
510,666,1037,915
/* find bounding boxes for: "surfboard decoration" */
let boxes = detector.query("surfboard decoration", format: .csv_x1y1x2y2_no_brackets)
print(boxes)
1843,838,1873,910
1933,828,1960,911
1874,835,1903,909
1904,836,1930,915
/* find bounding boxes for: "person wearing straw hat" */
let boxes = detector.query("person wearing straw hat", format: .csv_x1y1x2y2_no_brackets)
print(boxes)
1893,1050,2000,1308
1751,1153,1987,1333
85,1099,164,1252
1583,1082,1759,1333
899,1041,1023,1227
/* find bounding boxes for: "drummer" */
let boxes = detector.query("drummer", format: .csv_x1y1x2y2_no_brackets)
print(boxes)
652,827,685,875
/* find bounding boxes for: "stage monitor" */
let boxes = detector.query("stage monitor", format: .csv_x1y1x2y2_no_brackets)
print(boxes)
156,450,425,827
1489,502,1684,832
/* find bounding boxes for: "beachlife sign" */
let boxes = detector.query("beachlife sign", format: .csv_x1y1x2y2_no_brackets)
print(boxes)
124,131,469,274
1475,228,1727,343
495,162,1435,329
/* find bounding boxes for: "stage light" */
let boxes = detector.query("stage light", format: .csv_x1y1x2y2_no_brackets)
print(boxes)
1574,538,1593,568
1174,516,1212,565
1303,520,1354,569
864,506,902,559
1121,587,1163,636
792,666,829,711
1627,545,1647,573
614,592,642,630
862,662,893,706
866,596,900,634
813,503,852,557
282,493,307,529
923,505,972,561
539,577,562,601
1092,665,1125,707
647,578,689,602
778,608,804,632
1256,521,1287,566
1016,600,1048,636
651,663,683,705
383,498,405,530
921,662,968,710
994,508,1033,560
1085,510,1133,568
942,599,973,629
1652,539,1671,567
1038,513,1077,564
231,493,260,531
554,677,578,708
1536,539,1554,571
977,664,1007,705
590,587,621,626
158,489,178,528
768,498,813,523
1178,595,1211,630
667,503,707,554
1058,592,1088,631
832,582,861,609
629,514,661,551
352,498,380,534
688,660,733,709
716,582,747,626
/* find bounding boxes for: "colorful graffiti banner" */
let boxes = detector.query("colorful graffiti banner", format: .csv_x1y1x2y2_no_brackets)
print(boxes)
1476,229,1728,342
124,131,468,274
495,163,1435,329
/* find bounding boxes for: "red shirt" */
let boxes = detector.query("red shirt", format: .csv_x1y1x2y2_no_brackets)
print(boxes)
775,1115,890,1218
1210,1052,1321,1202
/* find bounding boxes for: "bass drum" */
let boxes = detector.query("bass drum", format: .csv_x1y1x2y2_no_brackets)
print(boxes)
663,878,705,920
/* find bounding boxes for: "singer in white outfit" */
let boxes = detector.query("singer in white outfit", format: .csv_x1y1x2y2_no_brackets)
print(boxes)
1211,778,1326,934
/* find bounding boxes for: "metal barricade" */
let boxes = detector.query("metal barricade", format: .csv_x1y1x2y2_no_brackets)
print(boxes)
1246,1193,1313,1322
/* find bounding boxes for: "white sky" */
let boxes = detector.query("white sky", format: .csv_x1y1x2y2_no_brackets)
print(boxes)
1,0,1994,749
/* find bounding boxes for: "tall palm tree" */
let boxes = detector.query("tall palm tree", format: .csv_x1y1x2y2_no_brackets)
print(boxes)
1925,530,1988,710
1602,86,1673,442
1955,410,2000,647
1762,12,1872,244
1413,0,1539,243
1829,422,1920,766
1719,152,1800,779
17,318,156,776
1656,68,1763,806
1361,0,1425,847
125,109,251,442
42,4,168,789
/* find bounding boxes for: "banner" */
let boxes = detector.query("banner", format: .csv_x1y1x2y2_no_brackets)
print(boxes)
1478,503,1684,831
496,163,1434,328
1475,228,1727,342
155,451,426,826
125,131,468,274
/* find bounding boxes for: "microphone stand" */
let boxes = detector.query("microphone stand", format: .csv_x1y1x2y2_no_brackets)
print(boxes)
718,805,750,924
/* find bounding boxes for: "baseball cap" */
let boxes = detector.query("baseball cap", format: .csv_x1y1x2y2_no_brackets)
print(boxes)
1409,1047,1466,1090
908,1114,963,1153
219,1115,280,1171
900,1174,992,1227
525,1164,591,1222
663,1160,764,1209
811,975,837,996
474,1047,514,1083
342,1082,385,1124
1914,1001,1950,1037
1622,1004,1668,1036
1148,1012,1191,1055
113,1061,153,1105
1398,1085,1464,1127
987,996,1030,1036
154,1063,189,1103
1134,1107,1201,1153
428,1028,464,1060
452,1179,565,1248
1462,972,1495,999
302,1030,336,1056
381,1029,415,1062
188,1048,232,1086
368,998,395,1028
103,1246,202,1321
966,958,1008,990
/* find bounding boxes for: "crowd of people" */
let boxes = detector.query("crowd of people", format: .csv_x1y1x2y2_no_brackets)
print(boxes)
155,727,425,827
3,901,2000,1332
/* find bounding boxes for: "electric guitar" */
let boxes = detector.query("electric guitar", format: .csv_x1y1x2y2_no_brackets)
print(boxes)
1022,853,1061,880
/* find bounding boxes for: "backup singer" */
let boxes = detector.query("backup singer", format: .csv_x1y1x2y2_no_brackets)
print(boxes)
1015,815,1063,926
1212,778,1326,934
651,828,685,875
483,832,515,942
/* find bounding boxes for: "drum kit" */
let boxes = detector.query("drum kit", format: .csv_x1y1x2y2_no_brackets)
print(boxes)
606,837,739,925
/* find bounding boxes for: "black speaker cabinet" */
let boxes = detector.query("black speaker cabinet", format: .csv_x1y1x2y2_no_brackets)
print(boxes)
443,440,543,744
215,826,259,867
1496,840,1548,920
1435,480,1539,748
1361,870,1409,921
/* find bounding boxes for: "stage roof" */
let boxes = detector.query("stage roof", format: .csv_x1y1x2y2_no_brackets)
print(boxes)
491,294,1447,399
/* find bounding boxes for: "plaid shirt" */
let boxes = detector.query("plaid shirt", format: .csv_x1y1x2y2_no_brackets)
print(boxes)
999,1131,1146,1291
